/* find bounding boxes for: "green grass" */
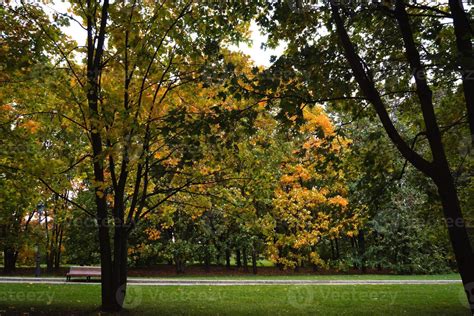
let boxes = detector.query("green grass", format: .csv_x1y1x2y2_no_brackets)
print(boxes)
0,283,469,315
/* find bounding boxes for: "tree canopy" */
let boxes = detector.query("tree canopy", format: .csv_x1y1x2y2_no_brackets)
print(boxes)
1,0,473,312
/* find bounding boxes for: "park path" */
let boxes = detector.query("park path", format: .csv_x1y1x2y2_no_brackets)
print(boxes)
0,277,461,286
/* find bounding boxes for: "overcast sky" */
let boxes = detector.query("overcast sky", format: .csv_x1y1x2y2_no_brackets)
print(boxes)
46,1,284,67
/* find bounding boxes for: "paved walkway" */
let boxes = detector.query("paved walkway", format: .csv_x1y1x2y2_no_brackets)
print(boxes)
0,277,461,286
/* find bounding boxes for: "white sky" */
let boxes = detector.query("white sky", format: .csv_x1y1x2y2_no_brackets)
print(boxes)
228,21,286,67
47,2,284,67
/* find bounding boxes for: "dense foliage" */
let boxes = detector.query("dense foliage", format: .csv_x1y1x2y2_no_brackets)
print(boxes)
1,0,472,311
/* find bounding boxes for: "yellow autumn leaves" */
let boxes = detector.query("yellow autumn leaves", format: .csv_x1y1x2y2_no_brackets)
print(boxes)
267,105,360,269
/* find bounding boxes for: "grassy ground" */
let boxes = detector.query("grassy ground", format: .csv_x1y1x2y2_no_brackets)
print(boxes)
0,283,469,315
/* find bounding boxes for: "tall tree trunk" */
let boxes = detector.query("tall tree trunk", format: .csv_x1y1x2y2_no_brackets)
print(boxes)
393,1,474,309
44,207,52,273
97,210,115,311
448,0,474,140
54,227,63,270
204,247,211,272
175,256,185,274
113,225,129,309
357,230,366,273
236,249,242,268
330,239,335,260
3,247,17,273
251,247,257,275
311,245,318,272
225,248,231,269
85,0,115,310
435,168,474,308
242,247,249,272
350,237,357,269
331,2,474,310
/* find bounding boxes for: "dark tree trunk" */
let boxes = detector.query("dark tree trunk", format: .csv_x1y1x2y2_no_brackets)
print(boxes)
3,247,17,273
97,211,116,311
204,248,211,272
330,239,335,260
277,248,284,271
85,0,117,310
54,227,63,270
311,245,319,272
112,224,128,309
242,247,249,272
393,1,474,310
236,249,242,268
335,238,340,259
45,207,53,273
448,0,474,140
357,230,366,273
350,237,357,269
251,248,257,274
435,170,474,308
225,248,231,269
331,3,474,311
175,257,185,274
46,252,54,273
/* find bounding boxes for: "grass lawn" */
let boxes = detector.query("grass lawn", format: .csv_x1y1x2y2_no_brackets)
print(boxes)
0,283,469,315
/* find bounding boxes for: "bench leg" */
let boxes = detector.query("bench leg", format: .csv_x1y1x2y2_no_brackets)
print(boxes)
66,276,70,281
87,276,90,282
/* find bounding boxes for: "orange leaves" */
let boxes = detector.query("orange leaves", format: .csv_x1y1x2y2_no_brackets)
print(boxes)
346,230,358,238
302,138,322,150
1,104,14,112
279,164,313,186
294,164,311,181
267,104,359,269
163,157,180,167
328,195,349,208
301,106,334,135
257,98,267,108
20,119,40,133
279,174,295,184
145,228,161,241
154,149,170,160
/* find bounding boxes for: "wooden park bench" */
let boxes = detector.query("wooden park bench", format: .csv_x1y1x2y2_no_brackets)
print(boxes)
66,266,101,281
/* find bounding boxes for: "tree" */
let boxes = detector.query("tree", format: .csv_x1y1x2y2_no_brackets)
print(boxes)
268,106,359,270
11,0,259,310
258,0,474,309
0,3,81,272
0,97,41,273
